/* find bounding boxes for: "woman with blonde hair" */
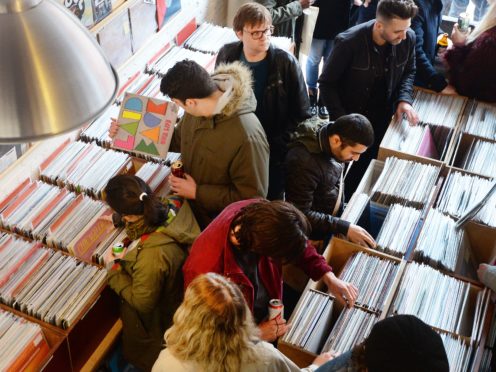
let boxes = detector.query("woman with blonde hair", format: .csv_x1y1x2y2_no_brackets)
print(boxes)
444,0,496,102
152,273,332,372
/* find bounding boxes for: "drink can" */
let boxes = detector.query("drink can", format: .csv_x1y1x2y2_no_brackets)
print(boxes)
171,160,185,178
268,299,284,320
112,242,124,255
458,12,470,33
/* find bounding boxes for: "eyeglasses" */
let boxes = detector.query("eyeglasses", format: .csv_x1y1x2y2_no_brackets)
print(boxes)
243,26,274,40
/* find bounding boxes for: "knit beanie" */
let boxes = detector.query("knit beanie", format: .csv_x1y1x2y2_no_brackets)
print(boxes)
365,315,449,372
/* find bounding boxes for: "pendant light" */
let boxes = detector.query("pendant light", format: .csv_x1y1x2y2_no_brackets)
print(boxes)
0,0,118,142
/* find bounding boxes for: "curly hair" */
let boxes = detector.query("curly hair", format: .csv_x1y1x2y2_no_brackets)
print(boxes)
164,273,260,372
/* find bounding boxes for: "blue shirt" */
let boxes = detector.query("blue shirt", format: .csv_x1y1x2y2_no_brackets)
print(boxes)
240,52,269,118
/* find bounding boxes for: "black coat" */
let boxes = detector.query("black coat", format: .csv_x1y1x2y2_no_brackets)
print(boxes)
411,0,447,92
216,42,311,162
285,125,350,240
319,20,416,121
313,0,352,40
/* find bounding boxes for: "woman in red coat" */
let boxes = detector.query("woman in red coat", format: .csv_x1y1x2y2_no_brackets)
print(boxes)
444,1,496,102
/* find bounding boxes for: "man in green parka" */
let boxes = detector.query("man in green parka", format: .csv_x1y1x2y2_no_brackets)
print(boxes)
161,60,270,229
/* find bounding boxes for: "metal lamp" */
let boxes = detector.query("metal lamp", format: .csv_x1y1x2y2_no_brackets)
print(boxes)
0,0,118,142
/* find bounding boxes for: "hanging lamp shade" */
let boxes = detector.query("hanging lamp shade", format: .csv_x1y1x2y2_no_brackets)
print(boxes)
0,0,118,142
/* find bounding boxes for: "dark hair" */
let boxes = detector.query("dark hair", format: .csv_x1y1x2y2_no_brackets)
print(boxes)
230,200,311,263
104,175,168,227
326,113,374,147
376,0,418,20
232,3,272,32
364,315,449,372
160,60,217,102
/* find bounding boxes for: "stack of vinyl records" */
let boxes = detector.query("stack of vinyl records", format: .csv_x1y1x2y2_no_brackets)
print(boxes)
282,290,334,353
0,180,77,240
371,157,440,208
322,307,377,354
391,262,470,334
461,100,496,140
115,72,163,104
147,45,215,76
184,23,238,54
81,103,121,146
412,89,465,128
164,152,181,165
480,311,496,371
460,138,496,177
0,235,51,305
414,209,464,272
92,228,126,266
0,308,50,371
9,249,107,328
375,204,421,256
44,194,113,259
135,161,172,195
436,171,496,227
439,333,473,372
338,252,399,311
381,118,452,160
183,22,292,54
342,193,369,224
40,141,131,198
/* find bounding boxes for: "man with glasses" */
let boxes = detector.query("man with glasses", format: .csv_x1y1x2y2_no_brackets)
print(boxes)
216,2,311,200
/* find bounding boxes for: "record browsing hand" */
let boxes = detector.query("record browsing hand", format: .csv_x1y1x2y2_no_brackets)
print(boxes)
322,272,358,308
347,224,376,248
394,101,419,126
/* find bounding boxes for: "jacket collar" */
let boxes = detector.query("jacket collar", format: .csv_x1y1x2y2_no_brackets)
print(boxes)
318,125,334,159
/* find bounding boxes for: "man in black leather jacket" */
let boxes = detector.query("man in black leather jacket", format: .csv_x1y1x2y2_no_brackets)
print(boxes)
216,3,311,200
285,114,376,247
319,0,420,198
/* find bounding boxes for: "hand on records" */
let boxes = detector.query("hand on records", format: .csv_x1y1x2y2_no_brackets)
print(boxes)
395,101,419,126
109,118,118,139
440,84,458,96
347,224,376,248
322,272,358,308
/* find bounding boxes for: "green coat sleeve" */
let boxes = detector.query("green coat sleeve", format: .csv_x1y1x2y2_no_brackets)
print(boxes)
108,246,169,314
255,0,303,25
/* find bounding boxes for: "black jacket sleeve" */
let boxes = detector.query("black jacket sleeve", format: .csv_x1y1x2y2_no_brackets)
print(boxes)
318,35,351,120
285,146,350,237
287,53,312,128
395,32,417,107
411,14,448,92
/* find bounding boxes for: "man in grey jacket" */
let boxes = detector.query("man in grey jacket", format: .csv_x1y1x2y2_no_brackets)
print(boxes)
255,0,313,39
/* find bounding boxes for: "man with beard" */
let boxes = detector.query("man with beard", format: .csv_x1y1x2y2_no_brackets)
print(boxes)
319,0,420,199
285,114,376,247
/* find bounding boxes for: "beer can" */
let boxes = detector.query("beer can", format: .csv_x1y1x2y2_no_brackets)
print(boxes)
112,242,124,256
268,299,284,320
171,160,185,178
458,12,470,33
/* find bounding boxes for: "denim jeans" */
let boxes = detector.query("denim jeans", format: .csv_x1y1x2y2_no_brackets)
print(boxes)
448,0,489,21
306,38,334,90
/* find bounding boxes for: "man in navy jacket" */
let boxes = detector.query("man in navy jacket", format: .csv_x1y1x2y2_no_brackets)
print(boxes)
411,0,455,93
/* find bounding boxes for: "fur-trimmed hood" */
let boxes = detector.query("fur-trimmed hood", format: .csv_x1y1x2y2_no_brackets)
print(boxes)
211,61,257,118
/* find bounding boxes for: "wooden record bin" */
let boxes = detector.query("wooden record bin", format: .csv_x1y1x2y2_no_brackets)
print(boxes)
278,238,405,367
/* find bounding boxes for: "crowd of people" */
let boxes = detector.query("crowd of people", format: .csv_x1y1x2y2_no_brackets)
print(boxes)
104,0,496,370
